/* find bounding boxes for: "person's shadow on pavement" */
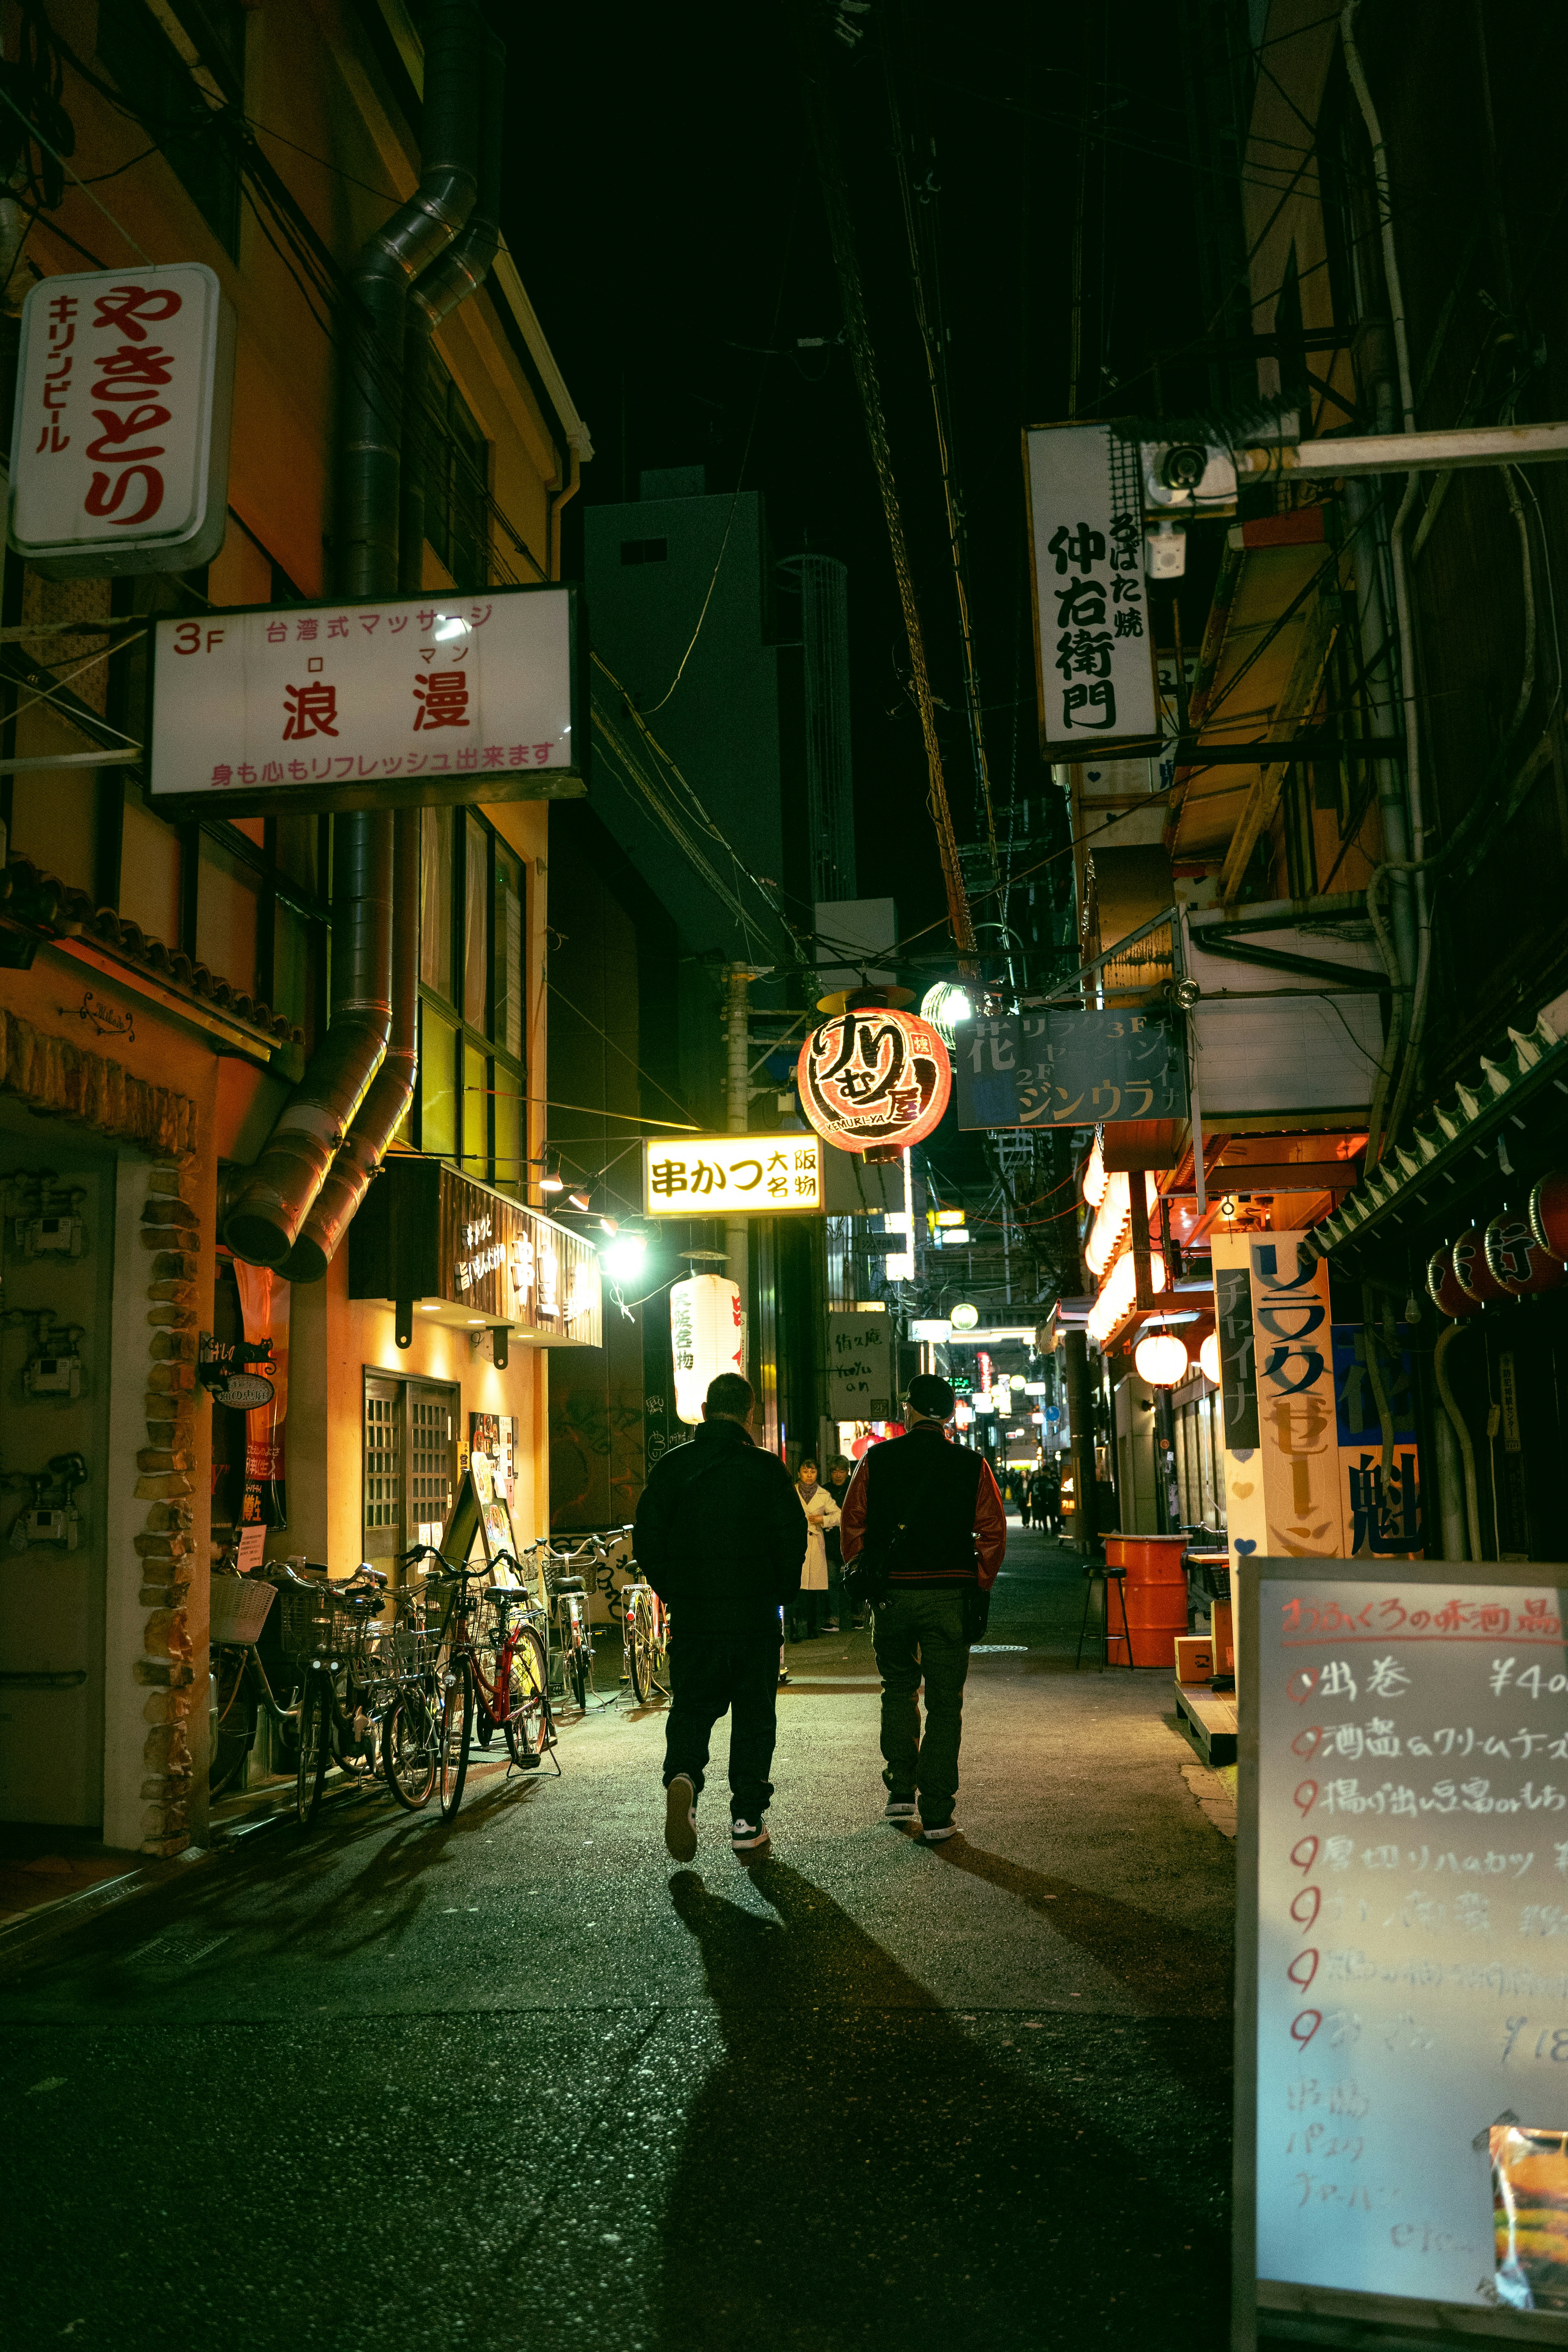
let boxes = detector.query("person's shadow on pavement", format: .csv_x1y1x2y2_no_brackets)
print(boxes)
659,1860,1229,2350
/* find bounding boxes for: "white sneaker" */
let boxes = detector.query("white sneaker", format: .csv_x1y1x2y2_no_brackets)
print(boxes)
921,1820,958,1844
664,1774,698,1862
731,1816,771,1858
883,1795,918,1822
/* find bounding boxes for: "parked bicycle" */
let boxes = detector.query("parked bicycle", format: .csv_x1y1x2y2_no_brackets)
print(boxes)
534,1535,601,1713
209,1555,303,1796
396,1544,552,1819
294,1563,401,1826
621,1572,670,1706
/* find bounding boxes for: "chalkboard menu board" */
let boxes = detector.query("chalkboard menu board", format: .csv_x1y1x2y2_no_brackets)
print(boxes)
1237,1560,1568,2348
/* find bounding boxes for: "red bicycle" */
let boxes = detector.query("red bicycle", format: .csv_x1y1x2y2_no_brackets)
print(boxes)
390,1547,552,1819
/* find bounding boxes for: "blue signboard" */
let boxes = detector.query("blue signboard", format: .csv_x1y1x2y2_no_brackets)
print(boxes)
955,1010,1188,1130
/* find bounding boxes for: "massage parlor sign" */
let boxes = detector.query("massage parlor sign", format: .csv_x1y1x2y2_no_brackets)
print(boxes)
1236,1558,1568,2348
8,264,235,578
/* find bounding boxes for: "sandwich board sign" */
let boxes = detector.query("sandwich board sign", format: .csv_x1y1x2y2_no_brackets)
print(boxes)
1236,1557,1568,2347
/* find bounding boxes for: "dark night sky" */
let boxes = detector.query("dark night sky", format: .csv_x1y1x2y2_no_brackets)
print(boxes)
506,1,1238,984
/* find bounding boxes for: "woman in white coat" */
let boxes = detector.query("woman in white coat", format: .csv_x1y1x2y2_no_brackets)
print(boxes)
789,1458,840,1641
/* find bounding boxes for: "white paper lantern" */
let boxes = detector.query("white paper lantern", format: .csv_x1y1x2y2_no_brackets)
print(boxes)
669,1274,743,1425
1199,1331,1221,1385
1135,1330,1189,1388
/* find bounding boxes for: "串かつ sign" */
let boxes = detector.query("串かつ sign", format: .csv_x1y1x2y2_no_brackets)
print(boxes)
146,584,586,817
1237,1560,1568,2346
643,1134,823,1216
1024,422,1160,759
9,263,235,578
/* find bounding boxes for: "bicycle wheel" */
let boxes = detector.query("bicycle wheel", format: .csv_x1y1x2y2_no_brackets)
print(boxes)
383,1677,440,1810
438,1656,472,1819
209,1646,252,1796
504,1626,549,1767
296,1677,329,1826
629,1603,652,1706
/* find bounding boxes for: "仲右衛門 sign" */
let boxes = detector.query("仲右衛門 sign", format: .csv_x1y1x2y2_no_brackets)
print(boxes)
9,264,236,579
954,1009,1187,1130
145,584,586,817
643,1135,823,1216
1024,422,1160,759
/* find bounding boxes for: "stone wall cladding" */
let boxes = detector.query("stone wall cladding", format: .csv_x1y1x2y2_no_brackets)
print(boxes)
134,1162,200,1855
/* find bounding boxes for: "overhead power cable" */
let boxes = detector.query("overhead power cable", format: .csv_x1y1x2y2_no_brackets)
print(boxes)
793,12,978,977
882,5,1001,913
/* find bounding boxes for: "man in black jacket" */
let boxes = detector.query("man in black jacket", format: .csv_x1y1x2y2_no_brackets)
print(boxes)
633,1371,806,1862
838,1373,1007,1841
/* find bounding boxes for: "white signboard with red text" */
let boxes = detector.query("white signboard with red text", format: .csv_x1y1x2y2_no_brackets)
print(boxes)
8,263,234,577
146,583,586,815
1236,1558,1568,2348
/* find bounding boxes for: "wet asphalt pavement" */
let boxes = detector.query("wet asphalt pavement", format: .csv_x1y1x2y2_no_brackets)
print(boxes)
0,1523,1236,2348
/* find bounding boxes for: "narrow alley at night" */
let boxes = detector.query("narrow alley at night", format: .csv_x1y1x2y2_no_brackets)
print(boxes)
4,1527,1235,2347
4,1,1568,2345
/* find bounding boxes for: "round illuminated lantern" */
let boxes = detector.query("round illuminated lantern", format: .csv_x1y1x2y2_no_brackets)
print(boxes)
1530,1167,1568,1260
797,1005,952,1155
669,1274,743,1425
1199,1331,1221,1385
1484,1212,1567,1297
1426,1245,1482,1320
1135,1330,1189,1387
950,1303,979,1331
1450,1225,1508,1306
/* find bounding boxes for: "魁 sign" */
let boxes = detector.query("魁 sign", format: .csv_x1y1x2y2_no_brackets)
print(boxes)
9,264,236,579
643,1134,823,1217
146,584,586,816
1024,422,1160,759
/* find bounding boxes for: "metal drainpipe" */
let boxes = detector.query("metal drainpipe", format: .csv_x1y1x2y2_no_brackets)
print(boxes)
223,2,481,1273
399,28,506,597
290,25,506,1283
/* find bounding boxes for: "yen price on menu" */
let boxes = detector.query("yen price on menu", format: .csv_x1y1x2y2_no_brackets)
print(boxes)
1243,1562,1568,2341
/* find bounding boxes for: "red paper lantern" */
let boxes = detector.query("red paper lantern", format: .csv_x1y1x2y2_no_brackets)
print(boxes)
797,1007,952,1155
1451,1226,1507,1305
1485,1212,1567,1296
1530,1168,1568,1260
1425,1247,1482,1320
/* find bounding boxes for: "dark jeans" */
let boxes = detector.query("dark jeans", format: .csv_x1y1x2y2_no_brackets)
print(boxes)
787,1588,827,1640
664,1633,780,1822
873,1588,971,1826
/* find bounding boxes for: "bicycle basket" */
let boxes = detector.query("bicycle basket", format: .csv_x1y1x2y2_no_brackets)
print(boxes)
209,1574,276,1647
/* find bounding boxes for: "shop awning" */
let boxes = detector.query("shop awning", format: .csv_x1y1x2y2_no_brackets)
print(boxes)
1312,986,1568,1257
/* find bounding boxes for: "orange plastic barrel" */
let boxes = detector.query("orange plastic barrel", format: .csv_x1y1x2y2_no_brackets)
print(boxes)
1103,1533,1188,1581
1103,1533,1189,1665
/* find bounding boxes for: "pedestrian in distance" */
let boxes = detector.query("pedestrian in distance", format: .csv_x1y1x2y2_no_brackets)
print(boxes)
838,1372,1006,1843
1037,1455,1062,1536
789,1457,839,1641
1018,1470,1033,1530
823,1453,854,1628
633,1371,807,1863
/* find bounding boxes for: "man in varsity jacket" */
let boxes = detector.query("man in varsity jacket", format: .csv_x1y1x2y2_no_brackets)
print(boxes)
837,1372,1007,1841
